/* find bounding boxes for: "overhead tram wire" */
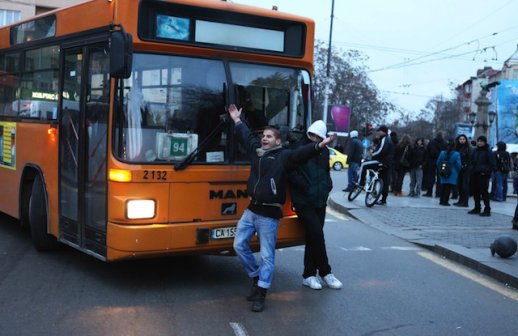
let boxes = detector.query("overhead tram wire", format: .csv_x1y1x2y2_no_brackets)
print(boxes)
332,22,518,74
368,49,479,73
425,0,515,51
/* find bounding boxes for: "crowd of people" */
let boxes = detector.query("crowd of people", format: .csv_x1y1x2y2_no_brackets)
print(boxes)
344,127,517,220
225,103,517,313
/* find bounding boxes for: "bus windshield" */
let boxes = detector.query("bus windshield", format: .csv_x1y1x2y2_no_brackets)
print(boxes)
114,53,311,164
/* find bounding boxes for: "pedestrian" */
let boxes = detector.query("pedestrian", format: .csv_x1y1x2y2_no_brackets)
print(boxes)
389,131,399,192
424,131,446,197
513,201,518,230
344,130,363,192
228,104,336,312
371,125,394,205
436,139,461,206
408,137,425,197
453,134,472,207
393,134,412,196
468,135,496,217
491,141,511,202
289,121,343,291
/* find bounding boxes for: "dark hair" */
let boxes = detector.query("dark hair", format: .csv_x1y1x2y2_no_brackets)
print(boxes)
447,139,455,152
497,141,507,151
263,126,281,140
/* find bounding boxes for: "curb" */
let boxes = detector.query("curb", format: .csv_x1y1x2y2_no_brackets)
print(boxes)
327,196,518,289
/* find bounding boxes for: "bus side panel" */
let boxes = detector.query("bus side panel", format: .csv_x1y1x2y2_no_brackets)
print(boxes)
0,165,20,219
0,123,59,234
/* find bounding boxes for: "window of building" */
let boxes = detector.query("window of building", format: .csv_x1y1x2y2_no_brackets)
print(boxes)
512,69,518,81
0,9,21,26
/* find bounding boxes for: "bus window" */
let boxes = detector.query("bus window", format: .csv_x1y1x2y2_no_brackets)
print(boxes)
18,46,59,120
230,62,310,156
0,53,20,117
114,54,226,163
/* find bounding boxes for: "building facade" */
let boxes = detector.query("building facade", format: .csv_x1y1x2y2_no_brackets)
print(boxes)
488,45,518,146
456,45,518,144
0,0,83,27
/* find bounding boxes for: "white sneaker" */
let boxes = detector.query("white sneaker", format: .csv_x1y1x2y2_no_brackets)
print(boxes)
322,274,343,289
302,276,322,290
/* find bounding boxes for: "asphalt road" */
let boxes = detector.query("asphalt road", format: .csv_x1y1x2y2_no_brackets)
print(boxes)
0,171,517,335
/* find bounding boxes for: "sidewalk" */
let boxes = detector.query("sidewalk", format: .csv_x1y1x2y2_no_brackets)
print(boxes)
328,190,518,289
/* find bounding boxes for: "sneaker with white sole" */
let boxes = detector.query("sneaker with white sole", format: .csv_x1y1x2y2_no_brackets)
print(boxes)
302,276,322,290
321,274,343,289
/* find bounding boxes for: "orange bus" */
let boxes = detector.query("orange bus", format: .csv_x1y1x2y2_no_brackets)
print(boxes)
0,0,315,261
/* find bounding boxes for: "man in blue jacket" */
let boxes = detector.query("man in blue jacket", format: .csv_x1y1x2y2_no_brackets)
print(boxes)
228,104,336,312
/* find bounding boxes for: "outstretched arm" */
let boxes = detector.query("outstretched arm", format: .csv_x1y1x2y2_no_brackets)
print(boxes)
319,133,337,149
228,104,242,124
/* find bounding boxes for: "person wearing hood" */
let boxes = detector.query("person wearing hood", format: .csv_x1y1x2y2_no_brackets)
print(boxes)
491,141,511,202
468,136,496,217
454,134,472,207
288,121,343,291
344,130,363,192
228,105,336,312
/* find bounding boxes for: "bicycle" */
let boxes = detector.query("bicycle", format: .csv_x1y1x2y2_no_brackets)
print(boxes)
347,163,384,207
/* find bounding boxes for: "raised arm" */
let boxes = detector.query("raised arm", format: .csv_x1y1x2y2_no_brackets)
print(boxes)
228,104,242,124
319,133,337,149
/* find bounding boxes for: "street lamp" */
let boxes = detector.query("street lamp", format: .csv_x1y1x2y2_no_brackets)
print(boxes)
469,110,496,131
488,110,497,124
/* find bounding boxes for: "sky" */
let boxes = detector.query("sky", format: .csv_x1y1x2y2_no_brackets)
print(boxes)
235,0,518,118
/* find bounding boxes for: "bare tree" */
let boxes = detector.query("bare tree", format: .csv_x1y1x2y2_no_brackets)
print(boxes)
313,41,397,131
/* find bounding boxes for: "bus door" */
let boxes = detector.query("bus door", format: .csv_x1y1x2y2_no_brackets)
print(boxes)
59,45,109,258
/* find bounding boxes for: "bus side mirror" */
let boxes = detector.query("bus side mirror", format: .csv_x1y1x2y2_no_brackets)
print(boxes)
110,30,133,79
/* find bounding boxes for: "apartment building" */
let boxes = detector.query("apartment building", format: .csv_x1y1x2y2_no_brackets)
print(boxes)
0,0,84,26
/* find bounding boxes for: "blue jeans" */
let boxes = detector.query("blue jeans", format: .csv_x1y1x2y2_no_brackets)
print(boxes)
493,171,507,201
233,209,280,289
347,162,360,189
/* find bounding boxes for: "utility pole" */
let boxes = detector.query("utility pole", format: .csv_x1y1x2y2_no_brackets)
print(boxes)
322,0,335,126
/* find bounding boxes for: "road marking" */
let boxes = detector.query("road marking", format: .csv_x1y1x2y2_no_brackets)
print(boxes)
418,251,518,301
326,207,350,220
325,219,337,222
229,322,249,336
340,246,372,251
380,246,420,251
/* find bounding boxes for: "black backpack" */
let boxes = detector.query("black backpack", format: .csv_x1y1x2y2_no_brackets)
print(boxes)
497,152,512,174
438,152,452,177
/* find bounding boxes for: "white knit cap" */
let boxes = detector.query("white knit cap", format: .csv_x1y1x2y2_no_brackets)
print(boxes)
307,120,327,139
350,130,358,138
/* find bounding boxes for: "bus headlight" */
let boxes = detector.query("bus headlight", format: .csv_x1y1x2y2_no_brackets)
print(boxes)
126,200,156,219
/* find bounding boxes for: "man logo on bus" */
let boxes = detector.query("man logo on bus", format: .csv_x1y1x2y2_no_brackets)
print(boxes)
209,189,248,199
222,203,237,215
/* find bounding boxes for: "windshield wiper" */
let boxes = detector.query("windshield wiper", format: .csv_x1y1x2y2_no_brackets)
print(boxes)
174,116,228,171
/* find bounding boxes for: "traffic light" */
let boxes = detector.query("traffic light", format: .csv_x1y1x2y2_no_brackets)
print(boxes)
365,123,372,136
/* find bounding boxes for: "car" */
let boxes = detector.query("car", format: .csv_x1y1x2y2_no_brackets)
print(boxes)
328,147,349,171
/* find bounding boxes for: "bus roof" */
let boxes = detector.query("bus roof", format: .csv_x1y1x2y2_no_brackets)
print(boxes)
0,0,315,47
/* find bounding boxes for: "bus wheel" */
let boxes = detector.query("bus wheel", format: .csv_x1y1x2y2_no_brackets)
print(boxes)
29,174,57,251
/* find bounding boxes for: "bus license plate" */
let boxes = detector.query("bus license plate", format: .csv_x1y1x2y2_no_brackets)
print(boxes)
212,226,237,239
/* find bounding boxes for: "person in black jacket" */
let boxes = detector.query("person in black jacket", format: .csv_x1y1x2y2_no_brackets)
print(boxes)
491,141,511,202
371,125,394,205
454,134,472,207
424,131,446,197
468,135,496,216
228,104,336,312
289,121,342,291
393,134,412,196
344,130,363,192
409,138,426,197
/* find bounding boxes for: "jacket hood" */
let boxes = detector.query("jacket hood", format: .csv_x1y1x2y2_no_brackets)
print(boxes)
307,120,327,139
